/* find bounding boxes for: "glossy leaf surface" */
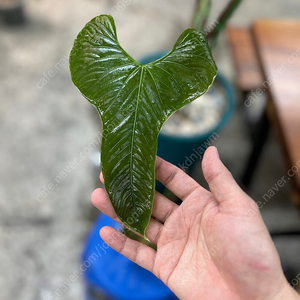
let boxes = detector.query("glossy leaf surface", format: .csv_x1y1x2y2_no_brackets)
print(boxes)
70,15,217,236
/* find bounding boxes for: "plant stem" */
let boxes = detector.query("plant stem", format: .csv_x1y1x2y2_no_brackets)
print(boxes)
191,0,211,31
207,0,243,47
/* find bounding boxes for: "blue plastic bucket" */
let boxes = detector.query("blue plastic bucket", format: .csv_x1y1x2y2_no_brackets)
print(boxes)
82,214,178,300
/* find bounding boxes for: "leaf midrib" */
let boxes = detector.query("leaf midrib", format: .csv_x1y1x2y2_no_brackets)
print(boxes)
129,66,144,219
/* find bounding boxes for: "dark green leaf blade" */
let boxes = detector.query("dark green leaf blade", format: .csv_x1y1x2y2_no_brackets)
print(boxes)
70,15,217,236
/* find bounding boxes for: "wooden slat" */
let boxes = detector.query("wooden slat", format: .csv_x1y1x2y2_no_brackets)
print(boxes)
227,27,263,92
253,20,300,211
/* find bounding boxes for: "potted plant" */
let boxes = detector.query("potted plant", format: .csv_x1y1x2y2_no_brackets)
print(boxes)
156,0,242,171
139,0,241,192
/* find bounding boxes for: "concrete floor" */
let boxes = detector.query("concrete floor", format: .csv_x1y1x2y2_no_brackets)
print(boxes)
0,0,299,299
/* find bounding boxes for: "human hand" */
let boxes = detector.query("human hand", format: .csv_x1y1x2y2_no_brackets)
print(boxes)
91,146,299,300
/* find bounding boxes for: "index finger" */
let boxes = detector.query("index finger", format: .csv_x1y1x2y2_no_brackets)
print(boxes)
155,156,209,201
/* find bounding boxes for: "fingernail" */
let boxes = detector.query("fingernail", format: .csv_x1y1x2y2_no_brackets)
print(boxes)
213,146,219,158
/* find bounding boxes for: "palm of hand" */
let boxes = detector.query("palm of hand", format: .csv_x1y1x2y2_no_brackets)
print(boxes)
92,147,290,300
154,193,284,300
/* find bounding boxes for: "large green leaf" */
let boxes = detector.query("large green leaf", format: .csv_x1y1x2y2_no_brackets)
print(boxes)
70,15,217,236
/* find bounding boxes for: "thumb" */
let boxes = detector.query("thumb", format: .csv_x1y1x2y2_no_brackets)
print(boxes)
202,147,250,209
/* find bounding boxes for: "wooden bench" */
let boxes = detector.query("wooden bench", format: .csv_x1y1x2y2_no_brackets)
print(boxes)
227,27,263,93
227,26,270,190
227,22,300,213
253,20,300,212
